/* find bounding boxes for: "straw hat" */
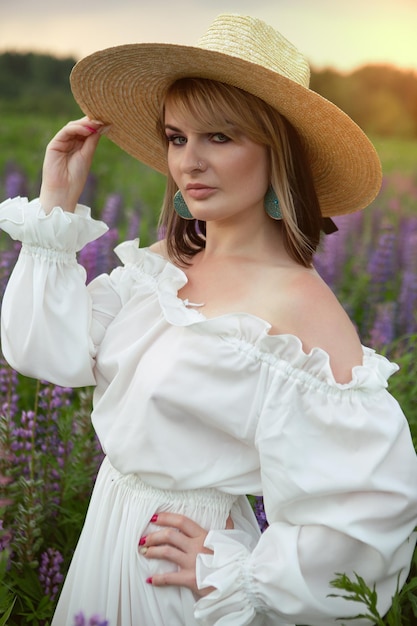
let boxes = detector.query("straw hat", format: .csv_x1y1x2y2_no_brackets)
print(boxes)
70,13,382,217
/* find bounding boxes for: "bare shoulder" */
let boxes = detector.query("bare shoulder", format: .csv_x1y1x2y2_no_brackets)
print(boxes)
149,239,168,259
270,266,363,383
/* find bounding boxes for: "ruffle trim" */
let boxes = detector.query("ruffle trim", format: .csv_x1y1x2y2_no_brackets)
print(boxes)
114,239,204,324
0,197,108,252
114,240,399,393
194,530,261,625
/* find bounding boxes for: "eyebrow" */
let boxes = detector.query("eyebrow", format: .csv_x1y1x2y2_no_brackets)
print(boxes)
164,124,182,132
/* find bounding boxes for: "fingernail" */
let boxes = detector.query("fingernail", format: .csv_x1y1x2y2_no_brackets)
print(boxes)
138,536,147,546
150,514,158,523
146,577,153,584
85,125,98,134
139,546,148,556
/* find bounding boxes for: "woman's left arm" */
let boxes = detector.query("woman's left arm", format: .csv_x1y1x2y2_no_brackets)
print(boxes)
193,359,417,625
137,353,417,625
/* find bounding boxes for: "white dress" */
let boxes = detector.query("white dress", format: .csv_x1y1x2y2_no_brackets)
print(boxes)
1,197,417,626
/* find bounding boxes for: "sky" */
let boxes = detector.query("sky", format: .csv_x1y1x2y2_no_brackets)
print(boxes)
1,0,416,73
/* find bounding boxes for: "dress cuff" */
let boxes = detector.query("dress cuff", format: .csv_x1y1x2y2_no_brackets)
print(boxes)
0,197,108,252
194,530,262,625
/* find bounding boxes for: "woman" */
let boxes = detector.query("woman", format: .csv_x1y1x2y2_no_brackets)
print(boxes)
1,13,417,626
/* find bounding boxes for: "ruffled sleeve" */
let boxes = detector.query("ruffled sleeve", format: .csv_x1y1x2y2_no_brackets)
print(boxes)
0,197,108,386
195,342,417,625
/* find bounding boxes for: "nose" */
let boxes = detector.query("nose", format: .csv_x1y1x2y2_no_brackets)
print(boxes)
180,139,207,174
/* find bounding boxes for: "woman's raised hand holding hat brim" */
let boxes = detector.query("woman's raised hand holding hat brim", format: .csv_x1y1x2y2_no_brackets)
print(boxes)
39,117,110,214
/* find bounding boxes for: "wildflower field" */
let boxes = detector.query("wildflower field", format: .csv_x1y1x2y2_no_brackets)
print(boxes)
0,116,417,624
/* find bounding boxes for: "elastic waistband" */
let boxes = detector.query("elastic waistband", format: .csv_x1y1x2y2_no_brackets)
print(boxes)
103,457,238,510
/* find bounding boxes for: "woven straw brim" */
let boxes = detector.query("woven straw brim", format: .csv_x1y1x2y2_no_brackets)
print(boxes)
70,43,382,217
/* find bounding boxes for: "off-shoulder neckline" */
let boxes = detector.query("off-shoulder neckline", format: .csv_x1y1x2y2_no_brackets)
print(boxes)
114,240,399,391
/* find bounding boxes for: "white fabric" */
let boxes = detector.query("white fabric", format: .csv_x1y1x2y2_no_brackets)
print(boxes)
1,196,417,626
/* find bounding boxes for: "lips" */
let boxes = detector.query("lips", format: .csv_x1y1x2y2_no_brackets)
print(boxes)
185,184,216,200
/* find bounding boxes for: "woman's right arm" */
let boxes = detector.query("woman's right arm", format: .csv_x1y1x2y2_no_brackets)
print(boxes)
39,117,105,214
0,119,110,387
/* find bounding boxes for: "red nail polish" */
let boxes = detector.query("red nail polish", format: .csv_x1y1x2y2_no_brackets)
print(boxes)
138,536,147,546
85,125,97,134
146,577,153,584
150,514,158,523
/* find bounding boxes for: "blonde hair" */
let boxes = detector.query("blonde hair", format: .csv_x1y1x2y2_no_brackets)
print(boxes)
157,78,322,267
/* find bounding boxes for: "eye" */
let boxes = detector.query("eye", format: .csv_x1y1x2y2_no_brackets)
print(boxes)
211,133,230,143
166,134,187,145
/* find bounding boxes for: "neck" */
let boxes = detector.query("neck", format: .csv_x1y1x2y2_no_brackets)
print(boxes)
202,211,284,262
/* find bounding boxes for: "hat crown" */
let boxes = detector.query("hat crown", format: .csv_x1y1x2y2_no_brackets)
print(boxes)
197,14,310,88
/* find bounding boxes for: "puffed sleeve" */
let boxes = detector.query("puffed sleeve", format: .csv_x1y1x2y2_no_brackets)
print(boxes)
195,344,417,625
0,197,109,387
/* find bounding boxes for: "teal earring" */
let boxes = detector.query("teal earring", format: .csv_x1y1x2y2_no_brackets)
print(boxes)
264,186,282,220
173,190,194,220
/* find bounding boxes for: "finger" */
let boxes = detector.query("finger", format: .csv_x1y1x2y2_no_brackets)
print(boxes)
141,543,190,569
147,569,198,591
147,570,215,597
142,526,189,552
151,512,205,538
226,515,234,530
49,118,106,149
68,117,107,131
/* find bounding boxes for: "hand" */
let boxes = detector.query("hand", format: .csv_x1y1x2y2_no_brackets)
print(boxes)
139,512,234,597
39,117,107,214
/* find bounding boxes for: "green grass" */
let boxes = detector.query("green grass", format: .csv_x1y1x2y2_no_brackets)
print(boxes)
371,136,417,177
0,114,165,216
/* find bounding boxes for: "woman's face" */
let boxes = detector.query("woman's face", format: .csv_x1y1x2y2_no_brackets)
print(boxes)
165,102,270,225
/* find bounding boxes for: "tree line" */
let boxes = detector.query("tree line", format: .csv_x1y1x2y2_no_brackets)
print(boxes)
0,51,416,137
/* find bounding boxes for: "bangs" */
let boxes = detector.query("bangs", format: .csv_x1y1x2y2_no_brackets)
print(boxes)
162,78,264,140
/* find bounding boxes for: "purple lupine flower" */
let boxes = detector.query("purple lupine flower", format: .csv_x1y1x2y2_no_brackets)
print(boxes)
364,223,397,337
0,358,19,418
74,614,86,626
39,547,64,601
88,616,110,626
38,382,72,415
78,229,119,283
4,164,28,198
77,237,100,283
369,302,396,350
314,231,343,288
0,361,18,512
314,214,362,289
393,219,417,337
9,410,36,478
5,382,75,511
36,383,75,506
0,241,21,302
399,220,417,272
78,193,124,283
254,496,268,533
101,193,123,229
95,228,119,278
78,173,98,208
73,612,109,626
127,210,141,241
367,224,397,287
398,270,417,337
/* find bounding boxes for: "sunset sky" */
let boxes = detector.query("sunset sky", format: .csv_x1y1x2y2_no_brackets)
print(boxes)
1,0,416,72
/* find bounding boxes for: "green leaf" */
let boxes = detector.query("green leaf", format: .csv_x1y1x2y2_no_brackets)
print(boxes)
0,597,16,626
